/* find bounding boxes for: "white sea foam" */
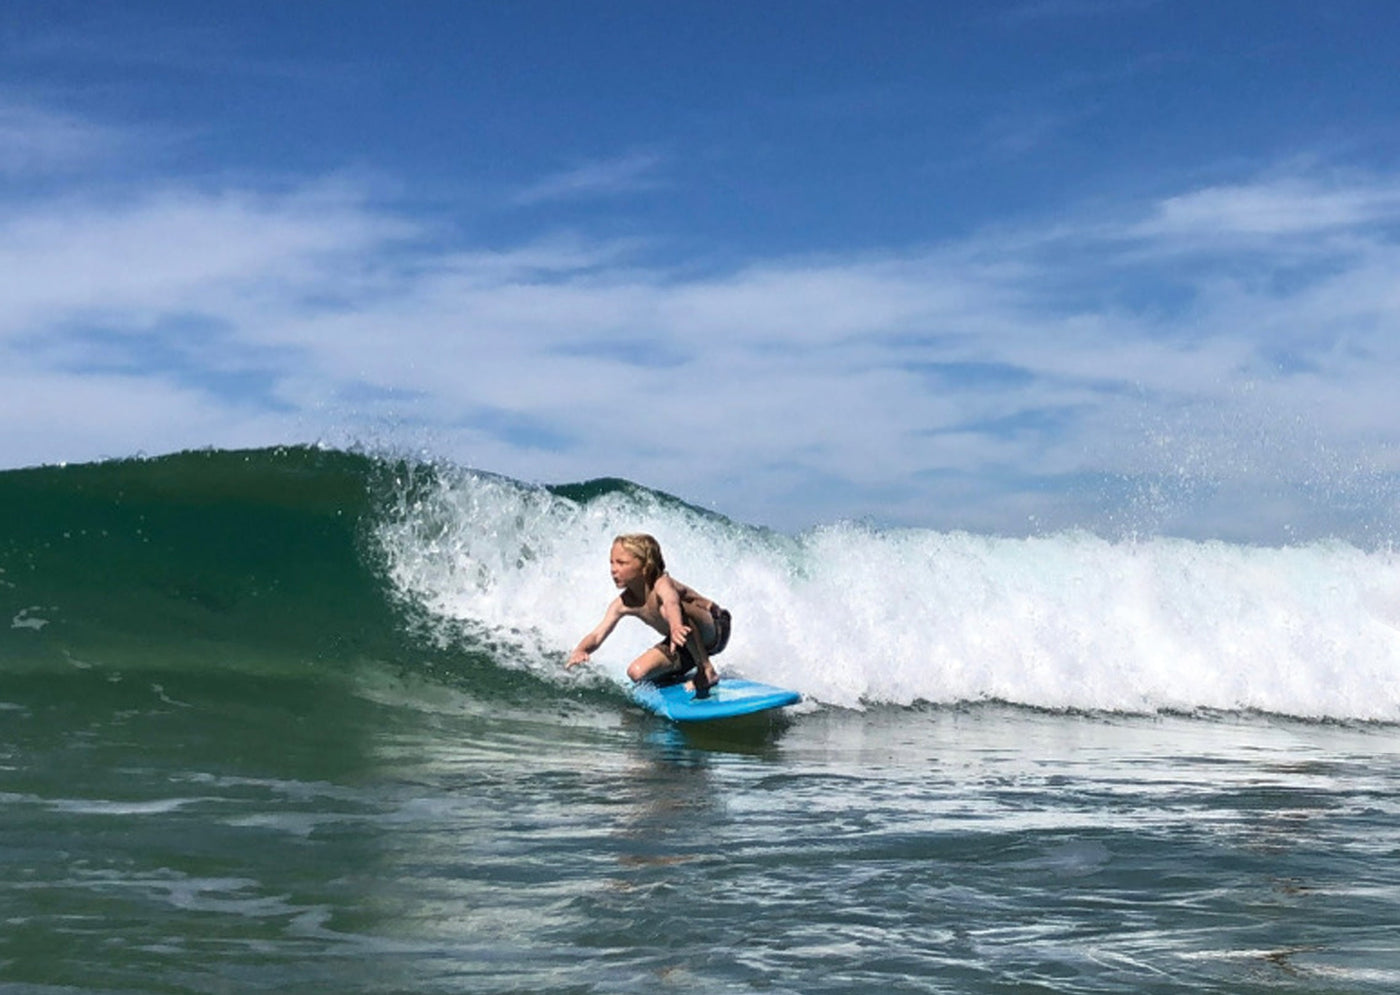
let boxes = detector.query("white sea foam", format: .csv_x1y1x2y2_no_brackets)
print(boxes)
376,467,1400,721
11,606,51,630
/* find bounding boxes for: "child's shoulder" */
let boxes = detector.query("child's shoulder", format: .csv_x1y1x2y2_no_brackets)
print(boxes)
656,573,693,597
653,573,688,599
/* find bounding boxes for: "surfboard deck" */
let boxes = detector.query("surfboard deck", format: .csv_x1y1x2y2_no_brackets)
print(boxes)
630,678,801,723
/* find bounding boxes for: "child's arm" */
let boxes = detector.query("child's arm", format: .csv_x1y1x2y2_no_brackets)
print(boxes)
655,576,691,652
567,598,624,667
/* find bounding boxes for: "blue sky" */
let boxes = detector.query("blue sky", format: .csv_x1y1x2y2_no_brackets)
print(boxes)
4,1,1400,540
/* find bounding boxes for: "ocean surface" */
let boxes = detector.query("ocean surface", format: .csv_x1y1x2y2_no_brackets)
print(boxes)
3,446,1398,993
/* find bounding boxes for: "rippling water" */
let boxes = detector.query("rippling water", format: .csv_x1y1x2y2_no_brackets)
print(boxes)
4,448,1399,992
5,665,1397,993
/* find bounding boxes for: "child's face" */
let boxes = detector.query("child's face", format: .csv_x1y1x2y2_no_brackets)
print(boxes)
610,543,644,588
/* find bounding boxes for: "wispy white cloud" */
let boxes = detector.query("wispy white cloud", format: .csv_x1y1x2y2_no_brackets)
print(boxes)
0,368,304,468
510,151,667,206
3,154,1398,538
1135,177,1400,240
0,181,415,334
0,100,126,176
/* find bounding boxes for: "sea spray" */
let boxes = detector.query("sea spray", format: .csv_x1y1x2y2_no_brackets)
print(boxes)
377,463,1400,721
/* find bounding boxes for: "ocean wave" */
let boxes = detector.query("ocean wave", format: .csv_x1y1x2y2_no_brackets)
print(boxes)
5,446,1400,722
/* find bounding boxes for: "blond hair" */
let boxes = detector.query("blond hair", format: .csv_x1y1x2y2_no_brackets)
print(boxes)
612,533,666,586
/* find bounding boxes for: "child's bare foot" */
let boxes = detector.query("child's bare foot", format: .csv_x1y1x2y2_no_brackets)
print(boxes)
688,666,720,699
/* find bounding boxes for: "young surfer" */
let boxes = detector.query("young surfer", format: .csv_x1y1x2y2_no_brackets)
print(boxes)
566,533,730,697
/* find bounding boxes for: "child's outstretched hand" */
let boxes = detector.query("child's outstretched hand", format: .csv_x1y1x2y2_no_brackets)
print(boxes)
566,648,590,668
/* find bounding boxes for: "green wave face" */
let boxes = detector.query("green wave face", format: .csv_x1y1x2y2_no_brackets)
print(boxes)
0,446,408,676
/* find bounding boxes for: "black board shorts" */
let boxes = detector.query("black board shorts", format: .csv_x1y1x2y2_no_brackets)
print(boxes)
653,605,731,686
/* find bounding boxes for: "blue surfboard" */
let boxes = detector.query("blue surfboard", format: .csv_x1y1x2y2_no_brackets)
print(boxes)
629,678,801,723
